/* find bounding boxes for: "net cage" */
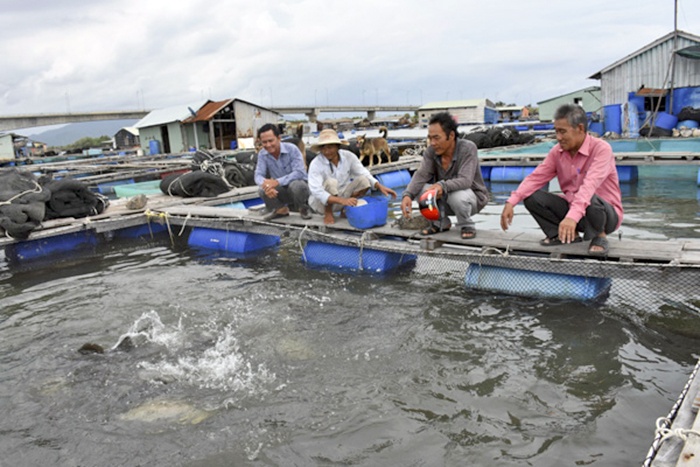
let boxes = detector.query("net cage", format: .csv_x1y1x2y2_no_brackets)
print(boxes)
172,214,700,311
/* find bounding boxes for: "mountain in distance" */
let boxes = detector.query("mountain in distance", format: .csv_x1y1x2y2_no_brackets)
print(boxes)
23,119,139,147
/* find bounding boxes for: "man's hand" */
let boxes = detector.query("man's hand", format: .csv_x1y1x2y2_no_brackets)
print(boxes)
339,197,358,207
427,183,444,198
558,217,578,243
500,202,514,231
376,184,397,199
401,196,413,218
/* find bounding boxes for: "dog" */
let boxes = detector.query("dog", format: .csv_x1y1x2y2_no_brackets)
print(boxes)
356,126,391,167
285,123,308,169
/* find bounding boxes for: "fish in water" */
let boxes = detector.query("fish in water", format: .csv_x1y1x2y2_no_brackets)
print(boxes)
78,335,135,355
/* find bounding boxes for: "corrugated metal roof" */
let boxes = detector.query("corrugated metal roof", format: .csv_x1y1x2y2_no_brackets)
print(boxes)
182,99,233,123
119,127,139,136
589,30,700,79
419,98,494,110
537,86,600,105
134,101,207,128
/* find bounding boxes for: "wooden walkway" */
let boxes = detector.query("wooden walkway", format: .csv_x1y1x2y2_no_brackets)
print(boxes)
154,203,700,267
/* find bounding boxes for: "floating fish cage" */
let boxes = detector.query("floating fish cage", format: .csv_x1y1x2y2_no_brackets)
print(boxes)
465,264,612,302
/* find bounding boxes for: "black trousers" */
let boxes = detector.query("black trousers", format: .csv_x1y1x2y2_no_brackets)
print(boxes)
523,190,618,240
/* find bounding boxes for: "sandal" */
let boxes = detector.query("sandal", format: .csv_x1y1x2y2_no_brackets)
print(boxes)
460,228,477,240
420,224,450,236
588,236,609,256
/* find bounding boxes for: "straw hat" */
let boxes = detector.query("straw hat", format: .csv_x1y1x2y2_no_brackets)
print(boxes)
312,129,342,150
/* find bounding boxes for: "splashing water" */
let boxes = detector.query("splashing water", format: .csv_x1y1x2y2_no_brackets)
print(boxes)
127,311,275,393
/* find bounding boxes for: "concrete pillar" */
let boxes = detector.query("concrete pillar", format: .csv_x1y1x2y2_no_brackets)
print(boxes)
367,110,376,122
306,108,319,123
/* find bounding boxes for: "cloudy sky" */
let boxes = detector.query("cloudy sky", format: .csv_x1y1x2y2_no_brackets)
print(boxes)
2,0,700,117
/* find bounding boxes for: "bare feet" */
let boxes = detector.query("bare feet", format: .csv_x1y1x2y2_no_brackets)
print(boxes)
324,206,335,225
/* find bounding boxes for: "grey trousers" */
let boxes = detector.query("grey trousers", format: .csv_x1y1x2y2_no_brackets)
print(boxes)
420,184,479,231
259,179,309,212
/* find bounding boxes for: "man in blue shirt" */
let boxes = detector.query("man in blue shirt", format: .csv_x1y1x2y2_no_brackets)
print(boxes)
254,123,311,220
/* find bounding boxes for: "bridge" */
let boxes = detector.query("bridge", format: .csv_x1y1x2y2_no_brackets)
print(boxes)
270,105,418,122
0,110,149,132
0,105,419,132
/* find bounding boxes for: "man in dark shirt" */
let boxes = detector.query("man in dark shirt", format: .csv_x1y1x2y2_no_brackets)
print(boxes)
400,112,489,239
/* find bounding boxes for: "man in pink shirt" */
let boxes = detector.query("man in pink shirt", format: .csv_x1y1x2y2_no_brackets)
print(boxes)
500,104,623,256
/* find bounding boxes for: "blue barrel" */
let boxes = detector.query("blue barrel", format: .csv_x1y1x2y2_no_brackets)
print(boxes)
112,223,168,240
616,166,638,183
653,112,678,131
589,122,604,135
230,140,238,150
149,139,161,155
604,104,622,134
376,170,411,189
5,231,99,263
188,228,279,253
480,166,492,181
464,264,612,302
677,119,700,129
303,241,416,274
490,166,533,182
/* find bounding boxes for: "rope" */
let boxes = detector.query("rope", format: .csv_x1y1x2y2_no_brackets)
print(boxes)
298,224,309,263
643,358,700,467
655,416,700,444
144,209,175,246
0,179,43,206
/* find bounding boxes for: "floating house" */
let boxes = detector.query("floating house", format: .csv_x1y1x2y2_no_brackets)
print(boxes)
495,105,530,123
114,127,140,149
0,133,47,160
134,102,206,155
589,30,700,135
418,99,498,127
181,98,279,151
537,86,601,122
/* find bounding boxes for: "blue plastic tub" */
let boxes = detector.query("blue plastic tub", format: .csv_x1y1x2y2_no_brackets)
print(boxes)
188,228,279,253
5,231,99,263
303,241,416,274
616,166,639,183
345,196,388,229
376,170,411,189
654,112,678,131
464,264,612,302
480,166,492,181
242,198,264,208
